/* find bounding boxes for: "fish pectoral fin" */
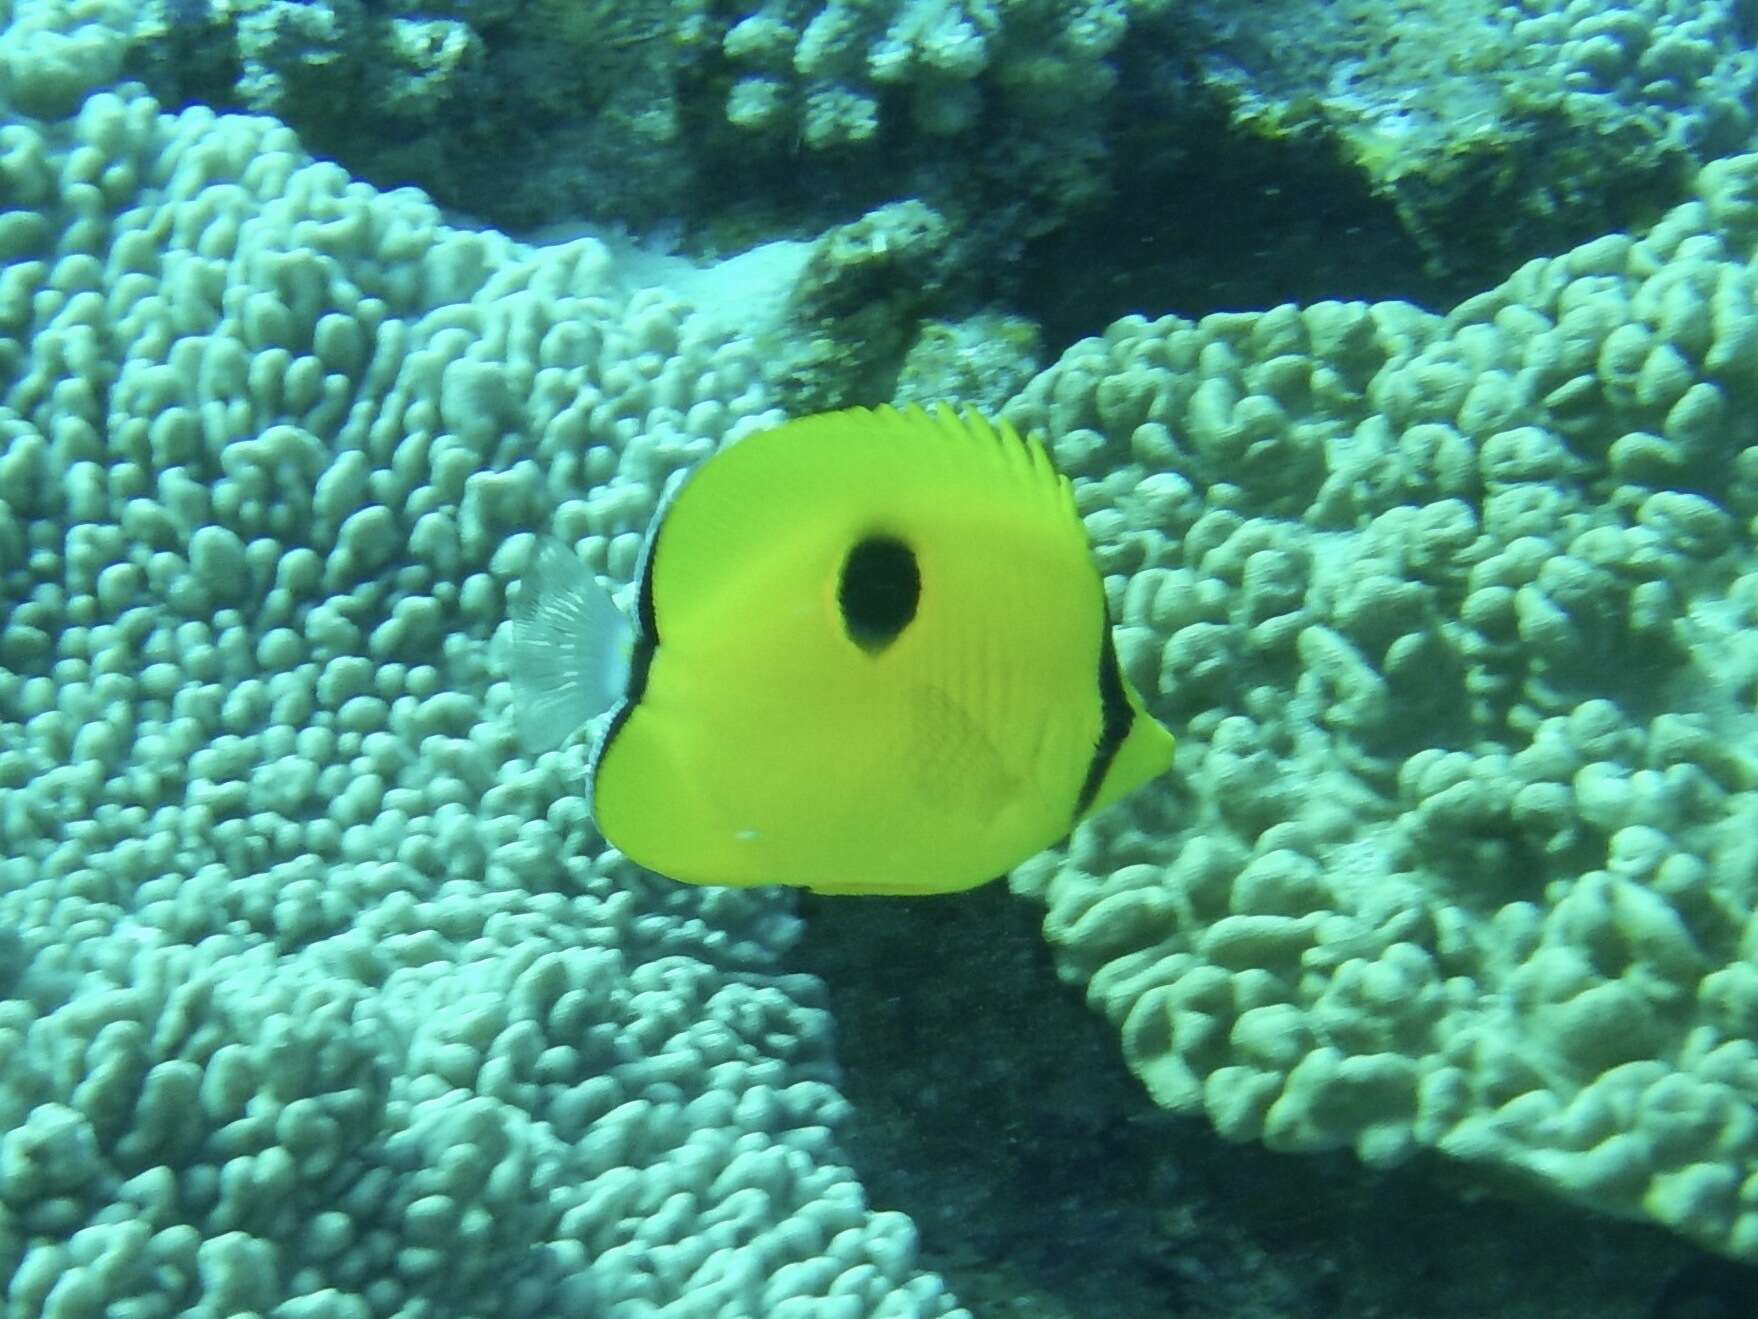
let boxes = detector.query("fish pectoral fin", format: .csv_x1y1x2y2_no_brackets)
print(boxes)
509,536,635,754
905,686,1017,811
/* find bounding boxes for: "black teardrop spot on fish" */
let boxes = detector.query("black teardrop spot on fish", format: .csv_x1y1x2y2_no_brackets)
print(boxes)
840,535,919,654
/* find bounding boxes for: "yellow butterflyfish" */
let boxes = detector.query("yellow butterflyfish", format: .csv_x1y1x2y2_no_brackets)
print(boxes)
509,403,1175,894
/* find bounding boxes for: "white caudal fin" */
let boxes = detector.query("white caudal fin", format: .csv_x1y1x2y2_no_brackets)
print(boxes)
509,536,634,754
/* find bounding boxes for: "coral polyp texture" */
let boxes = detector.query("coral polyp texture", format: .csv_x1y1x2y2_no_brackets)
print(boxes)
121,0,1179,237
1005,154,1758,1262
0,38,964,1319
10,0,1758,1302
113,0,1758,311
1186,0,1758,280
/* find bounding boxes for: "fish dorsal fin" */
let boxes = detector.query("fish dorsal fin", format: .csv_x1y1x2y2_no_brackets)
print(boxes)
645,404,1084,633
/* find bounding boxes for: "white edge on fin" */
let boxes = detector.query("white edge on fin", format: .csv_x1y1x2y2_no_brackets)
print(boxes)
509,537,635,755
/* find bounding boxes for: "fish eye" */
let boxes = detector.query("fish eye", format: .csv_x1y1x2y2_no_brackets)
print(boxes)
838,534,919,654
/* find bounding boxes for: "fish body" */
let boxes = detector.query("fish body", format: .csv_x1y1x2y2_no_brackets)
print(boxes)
511,404,1175,894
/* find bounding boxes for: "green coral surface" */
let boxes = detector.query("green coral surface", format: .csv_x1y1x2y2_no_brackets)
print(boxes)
0,7,966,1311
1007,155,1758,1264
9,0,1758,1312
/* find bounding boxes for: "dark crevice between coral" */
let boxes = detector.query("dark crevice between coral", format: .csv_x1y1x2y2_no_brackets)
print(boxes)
1649,1255,1758,1319
792,883,1195,1317
1012,97,1469,358
1735,0,1758,47
1007,30,1698,357
123,14,241,113
792,882,1718,1319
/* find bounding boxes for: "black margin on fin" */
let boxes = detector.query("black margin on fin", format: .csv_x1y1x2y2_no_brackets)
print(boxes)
599,502,664,767
1073,603,1135,819
626,514,661,704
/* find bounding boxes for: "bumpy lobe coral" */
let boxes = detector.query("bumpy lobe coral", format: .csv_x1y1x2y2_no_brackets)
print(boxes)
1005,151,1758,1262
0,34,966,1318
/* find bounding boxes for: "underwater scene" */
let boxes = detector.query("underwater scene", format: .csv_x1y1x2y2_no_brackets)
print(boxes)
8,0,1758,1315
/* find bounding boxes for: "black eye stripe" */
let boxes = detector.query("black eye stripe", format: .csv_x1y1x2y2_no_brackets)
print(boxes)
839,535,919,654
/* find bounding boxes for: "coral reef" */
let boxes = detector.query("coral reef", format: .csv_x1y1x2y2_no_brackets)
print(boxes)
799,887,1715,1318
114,0,1758,327
770,199,959,411
1185,0,1758,288
1004,152,1758,1263
11,0,1758,1299
0,8,963,1312
893,312,1044,415
120,0,1172,244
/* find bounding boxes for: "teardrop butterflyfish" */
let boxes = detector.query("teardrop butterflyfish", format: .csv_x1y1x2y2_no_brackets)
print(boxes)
509,403,1175,894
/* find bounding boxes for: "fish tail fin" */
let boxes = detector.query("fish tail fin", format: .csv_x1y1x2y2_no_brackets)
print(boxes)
509,536,634,754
